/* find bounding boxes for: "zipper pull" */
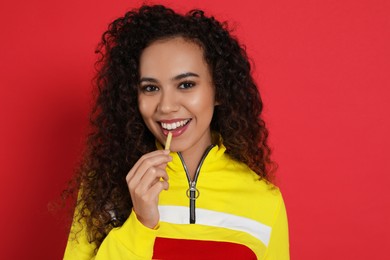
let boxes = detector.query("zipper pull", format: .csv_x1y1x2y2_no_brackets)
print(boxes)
186,181,200,200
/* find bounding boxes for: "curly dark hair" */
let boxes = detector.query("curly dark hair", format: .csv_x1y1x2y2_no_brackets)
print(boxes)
69,4,276,252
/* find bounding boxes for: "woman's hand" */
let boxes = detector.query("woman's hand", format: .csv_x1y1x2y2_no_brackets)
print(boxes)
126,149,172,229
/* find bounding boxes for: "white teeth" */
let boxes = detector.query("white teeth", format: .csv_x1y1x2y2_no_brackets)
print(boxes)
161,119,190,130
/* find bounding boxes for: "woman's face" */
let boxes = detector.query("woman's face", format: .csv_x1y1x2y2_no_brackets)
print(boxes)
138,37,216,156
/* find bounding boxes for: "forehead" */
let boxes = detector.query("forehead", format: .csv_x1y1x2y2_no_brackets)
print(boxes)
139,37,209,78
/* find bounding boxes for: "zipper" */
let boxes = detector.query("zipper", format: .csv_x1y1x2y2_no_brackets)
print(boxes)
177,144,215,224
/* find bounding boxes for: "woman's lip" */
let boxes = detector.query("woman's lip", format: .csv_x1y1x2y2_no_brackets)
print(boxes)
159,118,190,124
161,120,191,138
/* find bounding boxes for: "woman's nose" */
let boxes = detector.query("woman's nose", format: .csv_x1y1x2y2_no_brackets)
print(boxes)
157,90,179,113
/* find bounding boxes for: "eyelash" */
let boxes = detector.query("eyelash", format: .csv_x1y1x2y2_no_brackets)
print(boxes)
141,85,159,93
178,81,196,89
140,81,196,93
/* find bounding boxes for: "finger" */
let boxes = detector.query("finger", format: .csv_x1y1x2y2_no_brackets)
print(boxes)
157,162,168,169
149,179,170,195
133,167,169,195
126,151,171,184
127,150,169,181
127,154,171,187
136,179,169,203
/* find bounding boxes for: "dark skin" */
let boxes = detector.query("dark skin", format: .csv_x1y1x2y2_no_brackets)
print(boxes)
126,149,171,229
126,37,216,228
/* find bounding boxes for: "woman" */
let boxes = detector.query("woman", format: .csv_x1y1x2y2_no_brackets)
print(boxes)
64,5,289,259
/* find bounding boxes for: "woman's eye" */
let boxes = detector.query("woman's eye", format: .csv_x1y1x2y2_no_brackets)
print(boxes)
179,81,195,89
141,85,159,93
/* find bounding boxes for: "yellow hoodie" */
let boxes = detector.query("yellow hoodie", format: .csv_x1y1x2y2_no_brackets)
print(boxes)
64,143,289,259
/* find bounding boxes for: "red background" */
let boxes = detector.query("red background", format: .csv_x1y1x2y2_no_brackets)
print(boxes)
1,0,389,259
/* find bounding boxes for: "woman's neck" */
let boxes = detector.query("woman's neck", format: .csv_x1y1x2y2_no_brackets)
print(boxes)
179,133,215,180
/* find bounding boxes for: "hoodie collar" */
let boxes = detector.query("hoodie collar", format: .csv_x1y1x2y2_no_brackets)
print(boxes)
155,133,226,172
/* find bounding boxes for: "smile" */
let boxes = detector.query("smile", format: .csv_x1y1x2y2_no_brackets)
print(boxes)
160,119,191,130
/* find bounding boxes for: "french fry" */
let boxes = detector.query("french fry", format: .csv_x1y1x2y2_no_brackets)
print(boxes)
165,132,172,150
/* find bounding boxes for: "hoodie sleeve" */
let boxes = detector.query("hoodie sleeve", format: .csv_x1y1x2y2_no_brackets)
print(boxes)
263,194,290,260
63,210,158,260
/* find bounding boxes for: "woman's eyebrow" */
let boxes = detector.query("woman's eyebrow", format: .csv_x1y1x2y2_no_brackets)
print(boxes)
172,72,199,81
139,72,199,83
139,77,158,83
